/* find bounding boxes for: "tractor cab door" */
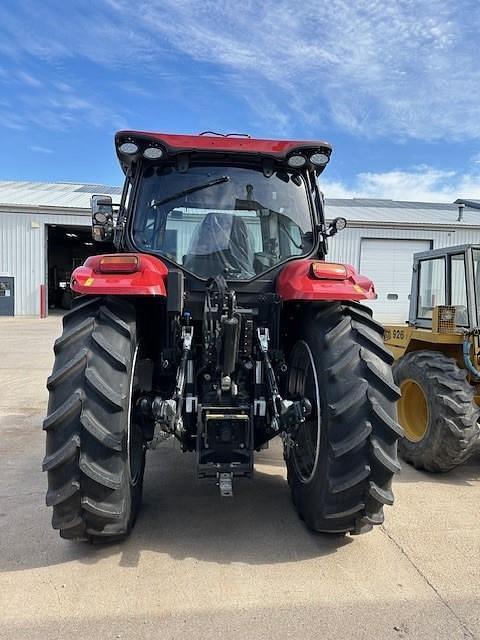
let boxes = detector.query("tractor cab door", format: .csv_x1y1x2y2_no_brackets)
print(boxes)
409,245,477,330
468,246,480,327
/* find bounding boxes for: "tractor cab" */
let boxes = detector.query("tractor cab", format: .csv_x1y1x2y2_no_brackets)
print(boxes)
91,131,339,284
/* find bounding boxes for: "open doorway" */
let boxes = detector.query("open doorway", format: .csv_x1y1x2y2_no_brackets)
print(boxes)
46,224,114,311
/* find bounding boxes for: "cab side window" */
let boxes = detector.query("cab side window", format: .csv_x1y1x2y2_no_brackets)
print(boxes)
417,257,446,318
450,254,468,325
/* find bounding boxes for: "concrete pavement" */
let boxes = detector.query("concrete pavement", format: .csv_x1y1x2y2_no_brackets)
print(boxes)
0,315,479,639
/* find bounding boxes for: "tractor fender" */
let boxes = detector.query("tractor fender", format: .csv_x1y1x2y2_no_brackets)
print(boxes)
71,253,168,296
276,259,376,301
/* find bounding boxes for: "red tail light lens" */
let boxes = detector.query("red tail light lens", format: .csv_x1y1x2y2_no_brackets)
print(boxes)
310,262,348,280
98,255,139,274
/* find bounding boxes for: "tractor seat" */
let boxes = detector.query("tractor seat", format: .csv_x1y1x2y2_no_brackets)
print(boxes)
184,212,255,279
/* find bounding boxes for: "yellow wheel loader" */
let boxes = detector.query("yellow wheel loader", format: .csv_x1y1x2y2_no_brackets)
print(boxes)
385,244,480,471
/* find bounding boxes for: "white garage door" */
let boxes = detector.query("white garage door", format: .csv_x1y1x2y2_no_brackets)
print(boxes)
360,238,431,323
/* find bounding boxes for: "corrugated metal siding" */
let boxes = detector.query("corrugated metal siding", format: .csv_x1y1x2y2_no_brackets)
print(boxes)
0,181,121,209
166,213,263,258
325,199,479,226
327,226,480,271
0,211,90,315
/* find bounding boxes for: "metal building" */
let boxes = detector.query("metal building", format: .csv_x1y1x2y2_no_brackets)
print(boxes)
0,180,479,321
327,198,480,322
0,181,120,316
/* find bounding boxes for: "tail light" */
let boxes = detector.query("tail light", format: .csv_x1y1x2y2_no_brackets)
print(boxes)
98,255,139,274
310,262,348,280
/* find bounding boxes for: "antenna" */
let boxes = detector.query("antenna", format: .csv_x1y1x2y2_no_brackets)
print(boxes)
198,131,251,138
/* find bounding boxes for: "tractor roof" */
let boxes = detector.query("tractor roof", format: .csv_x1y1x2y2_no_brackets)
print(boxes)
114,130,332,174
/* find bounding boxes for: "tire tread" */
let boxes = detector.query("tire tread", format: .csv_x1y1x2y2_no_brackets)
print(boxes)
43,295,143,542
286,302,402,534
394,350,480,471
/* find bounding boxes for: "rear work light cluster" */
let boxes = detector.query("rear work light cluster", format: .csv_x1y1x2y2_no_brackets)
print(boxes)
98,255,139,274
310,262,348,280
117,134,331,171
287,150,330,169
118,140,164,161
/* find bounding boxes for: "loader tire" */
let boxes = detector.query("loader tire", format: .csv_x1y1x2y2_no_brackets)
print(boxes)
393,350,480,472
43,296,146,542
285,301,402,534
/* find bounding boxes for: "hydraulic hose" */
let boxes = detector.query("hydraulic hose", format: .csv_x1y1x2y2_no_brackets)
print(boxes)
222,316,239,377
462,336,480,381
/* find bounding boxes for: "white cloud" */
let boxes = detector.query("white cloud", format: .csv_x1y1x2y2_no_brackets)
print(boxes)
0,88,126,133
116,81,153,98
17,70,42,88
321,166,480,202
29,145,53,154
0,105,27,130
0,2,155,67
1,1,479,141
105,0,480,140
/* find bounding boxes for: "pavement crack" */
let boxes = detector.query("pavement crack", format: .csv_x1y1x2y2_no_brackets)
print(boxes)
46,577,62,608
380,524,477,640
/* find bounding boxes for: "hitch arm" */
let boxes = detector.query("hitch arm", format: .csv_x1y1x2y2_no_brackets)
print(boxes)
256,327,311,432
148,325,193,447
173,325,193,422
257,327,282,413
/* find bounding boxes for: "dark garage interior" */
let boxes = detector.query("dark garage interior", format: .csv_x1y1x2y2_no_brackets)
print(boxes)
47,224,113,310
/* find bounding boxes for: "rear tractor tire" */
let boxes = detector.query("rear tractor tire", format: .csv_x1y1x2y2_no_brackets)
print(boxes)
285,302,403,535
393,350,480,472
43,296,146,542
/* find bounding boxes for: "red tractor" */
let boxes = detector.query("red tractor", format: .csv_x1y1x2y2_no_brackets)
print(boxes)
43,131,402,542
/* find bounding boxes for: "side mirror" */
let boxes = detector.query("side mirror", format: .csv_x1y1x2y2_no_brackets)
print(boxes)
91,195,114,242
326,217,347,237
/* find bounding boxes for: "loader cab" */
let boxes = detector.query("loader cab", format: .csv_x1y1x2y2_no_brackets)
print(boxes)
386,243,480,473
409,244,480,331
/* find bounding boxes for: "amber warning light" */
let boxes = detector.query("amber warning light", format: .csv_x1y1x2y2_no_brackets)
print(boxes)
310,262,348,280
98,255,139,274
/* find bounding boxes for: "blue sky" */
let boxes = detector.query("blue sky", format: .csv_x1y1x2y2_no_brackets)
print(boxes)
1,0,480,201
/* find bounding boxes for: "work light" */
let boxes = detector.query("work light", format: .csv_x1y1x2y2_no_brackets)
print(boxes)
94,212,108,224
287,154,306,168
143,146,164,160
332,217,347,231
119,141,139,155
309,152,330,167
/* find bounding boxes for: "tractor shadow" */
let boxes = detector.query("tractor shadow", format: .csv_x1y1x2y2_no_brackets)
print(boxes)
86,441,353,569
394,452,480,486
2,409,479,573
0,433,351,573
